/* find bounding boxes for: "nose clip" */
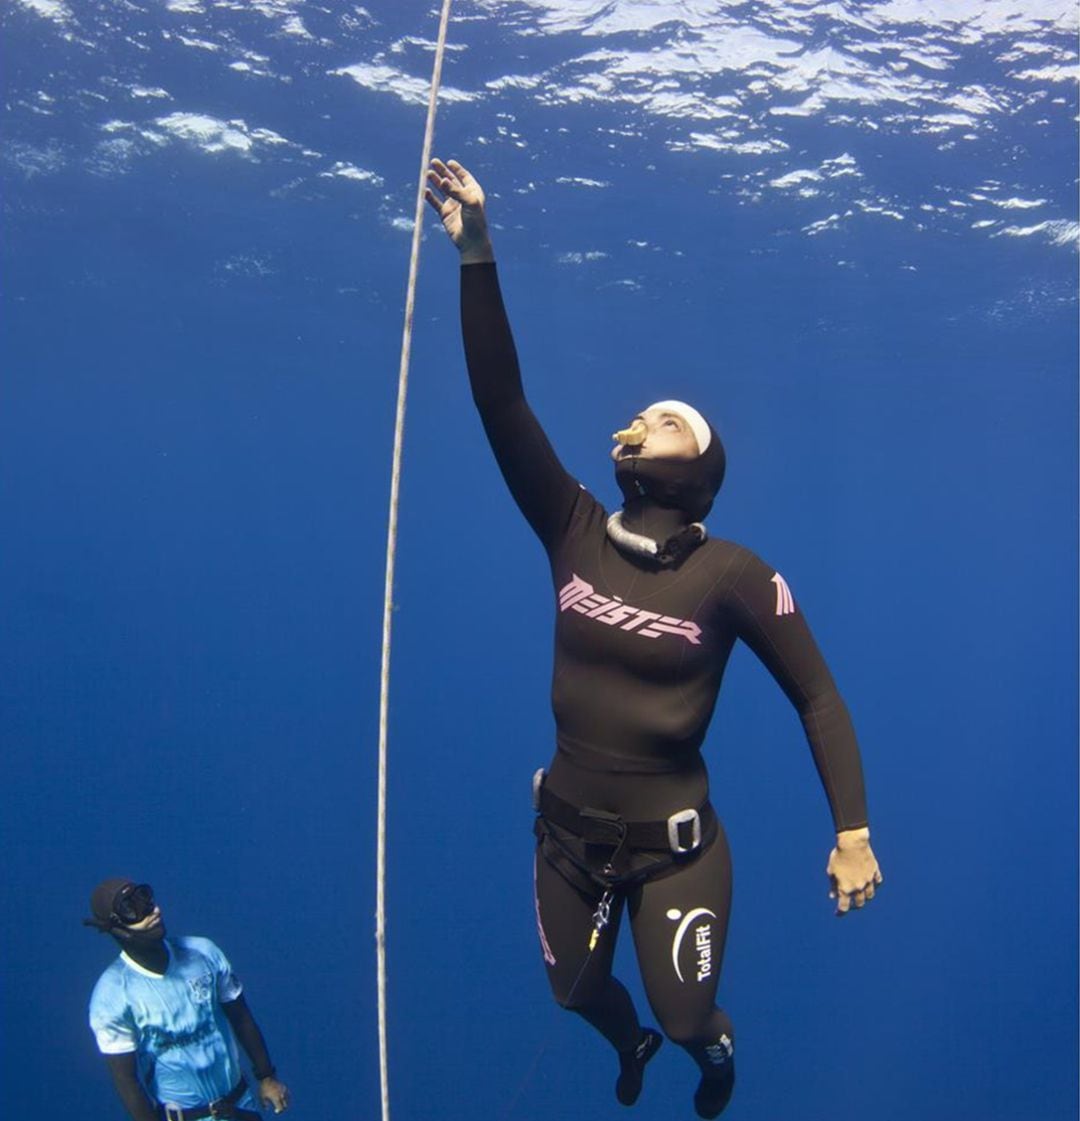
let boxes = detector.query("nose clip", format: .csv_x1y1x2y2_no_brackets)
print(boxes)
613,419,647,446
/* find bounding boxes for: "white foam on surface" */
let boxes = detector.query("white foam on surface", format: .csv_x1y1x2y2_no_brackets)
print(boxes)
555,177,610,188
320,162,383,185
557,250,609,264
7,0,1074,249
331,63,476,106
14,0,71,22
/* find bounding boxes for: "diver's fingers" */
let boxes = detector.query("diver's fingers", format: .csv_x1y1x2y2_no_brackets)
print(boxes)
427,161,463,200
424,184,456,217
835,890,851,916
446,158,473,185
875,868,884,886
437,159,483,205
430,174,469,204
863,880,875,902
429,157,464,191
426,168,454,199
851,889,866,909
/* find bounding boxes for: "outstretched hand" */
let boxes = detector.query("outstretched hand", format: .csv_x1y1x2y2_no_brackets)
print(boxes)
827,827,883,916
425,157,495,264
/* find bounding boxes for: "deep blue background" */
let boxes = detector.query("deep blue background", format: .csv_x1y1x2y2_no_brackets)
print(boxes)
2,2,1076,1119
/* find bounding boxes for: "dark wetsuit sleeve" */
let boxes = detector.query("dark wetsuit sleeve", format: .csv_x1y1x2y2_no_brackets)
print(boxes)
726,551,868,832
461,262,582,551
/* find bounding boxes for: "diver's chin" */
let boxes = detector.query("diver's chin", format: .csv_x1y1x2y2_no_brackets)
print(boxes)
134,919,167,942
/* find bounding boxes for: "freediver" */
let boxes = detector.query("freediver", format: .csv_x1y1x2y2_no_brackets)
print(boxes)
86,878,291,1121
424,158,882,1118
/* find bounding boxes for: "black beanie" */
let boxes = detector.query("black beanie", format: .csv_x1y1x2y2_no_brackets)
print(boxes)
85,877,135,932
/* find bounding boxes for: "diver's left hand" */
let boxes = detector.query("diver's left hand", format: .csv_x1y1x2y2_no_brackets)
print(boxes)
426,157,494,263
258,1076,291,1114
827,827,882,916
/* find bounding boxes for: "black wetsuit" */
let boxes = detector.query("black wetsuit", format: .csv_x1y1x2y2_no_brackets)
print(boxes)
461,262,868,1079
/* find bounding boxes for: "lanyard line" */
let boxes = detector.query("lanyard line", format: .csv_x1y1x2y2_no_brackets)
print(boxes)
376,3,453,1120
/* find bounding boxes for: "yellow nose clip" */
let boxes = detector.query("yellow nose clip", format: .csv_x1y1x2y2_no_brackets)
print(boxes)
613,419,648,446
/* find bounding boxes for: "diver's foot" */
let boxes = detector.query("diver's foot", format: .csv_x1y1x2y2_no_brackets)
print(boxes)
693,1061,735,1119
615,1028,663,1106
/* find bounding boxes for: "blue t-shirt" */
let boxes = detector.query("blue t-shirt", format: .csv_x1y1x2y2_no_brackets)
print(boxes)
89,936,244,1109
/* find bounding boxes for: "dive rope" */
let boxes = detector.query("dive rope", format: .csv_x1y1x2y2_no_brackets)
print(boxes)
377,3,453,1120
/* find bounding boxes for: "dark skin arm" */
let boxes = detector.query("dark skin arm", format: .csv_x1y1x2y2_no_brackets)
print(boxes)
104,1053,159,1121
221,995,290,1113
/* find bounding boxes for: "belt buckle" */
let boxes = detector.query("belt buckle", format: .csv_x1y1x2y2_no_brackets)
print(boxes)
163,1106,185,1121
667,808,701,854
532,767,546,812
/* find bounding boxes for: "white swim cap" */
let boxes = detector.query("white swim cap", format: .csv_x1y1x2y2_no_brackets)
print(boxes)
644,401,712,456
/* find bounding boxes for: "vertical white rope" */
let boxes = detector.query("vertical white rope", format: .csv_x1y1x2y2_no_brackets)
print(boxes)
376,3,453,1121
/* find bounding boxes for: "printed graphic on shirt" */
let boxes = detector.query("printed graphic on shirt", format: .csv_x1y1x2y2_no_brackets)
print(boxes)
559,574,702,645
666,907,718,983
187,972,214,1005
770,572,795,617
143,1015,217,1057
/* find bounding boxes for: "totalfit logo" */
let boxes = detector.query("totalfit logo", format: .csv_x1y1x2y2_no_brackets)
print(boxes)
694,923,713,982
558,574,702,645
666,907,717,983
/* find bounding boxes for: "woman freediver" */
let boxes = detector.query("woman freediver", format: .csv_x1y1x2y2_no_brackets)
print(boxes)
425,157,882,1118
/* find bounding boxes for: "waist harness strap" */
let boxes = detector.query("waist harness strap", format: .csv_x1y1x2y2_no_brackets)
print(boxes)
161,1080,249,1121
534,784,718,894
538,785,714,853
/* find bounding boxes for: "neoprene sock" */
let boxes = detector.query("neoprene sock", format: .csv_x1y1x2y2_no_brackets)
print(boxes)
615,1028,663,1106
693,1060,735,1119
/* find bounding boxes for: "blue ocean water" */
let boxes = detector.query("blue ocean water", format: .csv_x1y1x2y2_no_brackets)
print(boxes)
2,2,1076,1119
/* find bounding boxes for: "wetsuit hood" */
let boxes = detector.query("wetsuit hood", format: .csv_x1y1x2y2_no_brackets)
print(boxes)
614,410,726,522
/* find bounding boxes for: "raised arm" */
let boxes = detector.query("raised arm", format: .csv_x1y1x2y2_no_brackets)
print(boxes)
725,549,883,915
426,158,582,550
